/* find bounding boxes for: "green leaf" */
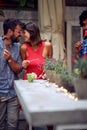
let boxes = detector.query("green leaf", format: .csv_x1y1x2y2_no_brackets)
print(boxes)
0,10,5,17
19,0,27,7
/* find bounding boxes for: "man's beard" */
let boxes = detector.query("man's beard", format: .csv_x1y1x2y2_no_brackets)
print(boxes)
11,36,19,43
13,39,19,42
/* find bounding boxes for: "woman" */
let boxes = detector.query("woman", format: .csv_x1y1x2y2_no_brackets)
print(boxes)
20,22,53,130
21,22,53,79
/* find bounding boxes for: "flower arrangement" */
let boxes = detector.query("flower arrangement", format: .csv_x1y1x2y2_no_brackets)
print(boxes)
44,58,57,82
45,58,74,92
45,58,57,71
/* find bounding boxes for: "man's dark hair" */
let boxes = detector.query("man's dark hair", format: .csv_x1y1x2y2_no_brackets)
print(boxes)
79,10,87,27
3,18,24,35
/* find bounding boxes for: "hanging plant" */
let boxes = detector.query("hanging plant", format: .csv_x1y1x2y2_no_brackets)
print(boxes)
0,10,5,17
19,0,27,7
19,0,35,8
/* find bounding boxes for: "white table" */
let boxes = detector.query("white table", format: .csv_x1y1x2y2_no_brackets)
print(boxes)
14,80,87,130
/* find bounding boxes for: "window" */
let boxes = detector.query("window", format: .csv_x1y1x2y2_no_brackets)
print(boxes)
66,21,82,72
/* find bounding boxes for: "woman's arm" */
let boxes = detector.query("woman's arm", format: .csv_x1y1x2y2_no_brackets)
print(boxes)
20,44,30,69
20,43,27,60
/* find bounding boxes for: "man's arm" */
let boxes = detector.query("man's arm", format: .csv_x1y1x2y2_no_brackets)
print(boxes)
3,49,22,74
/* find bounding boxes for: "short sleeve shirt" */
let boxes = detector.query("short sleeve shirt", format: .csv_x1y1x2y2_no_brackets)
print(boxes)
80,39,87,57
0,37,22,98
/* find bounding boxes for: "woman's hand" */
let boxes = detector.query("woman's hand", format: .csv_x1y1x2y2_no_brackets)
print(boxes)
22,60,30,69
41,73,47,80
38,71,47,79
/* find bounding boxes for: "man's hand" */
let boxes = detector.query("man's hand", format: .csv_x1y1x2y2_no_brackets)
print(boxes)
74,41,82,59
3,49,12,61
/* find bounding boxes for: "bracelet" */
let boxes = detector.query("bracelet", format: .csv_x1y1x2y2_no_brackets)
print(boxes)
8,59,12,63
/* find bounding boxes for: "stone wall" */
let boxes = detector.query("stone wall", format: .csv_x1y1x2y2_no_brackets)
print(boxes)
0,9,38,35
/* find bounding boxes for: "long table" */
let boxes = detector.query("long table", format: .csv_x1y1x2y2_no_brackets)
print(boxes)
14,80,87,130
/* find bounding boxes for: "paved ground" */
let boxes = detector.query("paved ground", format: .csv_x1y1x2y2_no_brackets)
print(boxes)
18,111,48,130
18,111,26,130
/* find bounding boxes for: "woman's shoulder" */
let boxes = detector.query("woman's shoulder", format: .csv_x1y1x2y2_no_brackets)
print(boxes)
20,43,27,51
43,40,53,58
43,40,52,47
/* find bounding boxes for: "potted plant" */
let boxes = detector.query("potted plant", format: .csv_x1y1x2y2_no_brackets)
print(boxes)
73,56,87,99
54,60,66,87
54,60,74,92
45,59,64,84
45,59,75,92
45,59,74,92
44,58,57,82
60,70,75,93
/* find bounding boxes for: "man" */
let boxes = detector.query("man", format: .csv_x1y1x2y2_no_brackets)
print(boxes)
74,10,87,60
0,18,24,130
